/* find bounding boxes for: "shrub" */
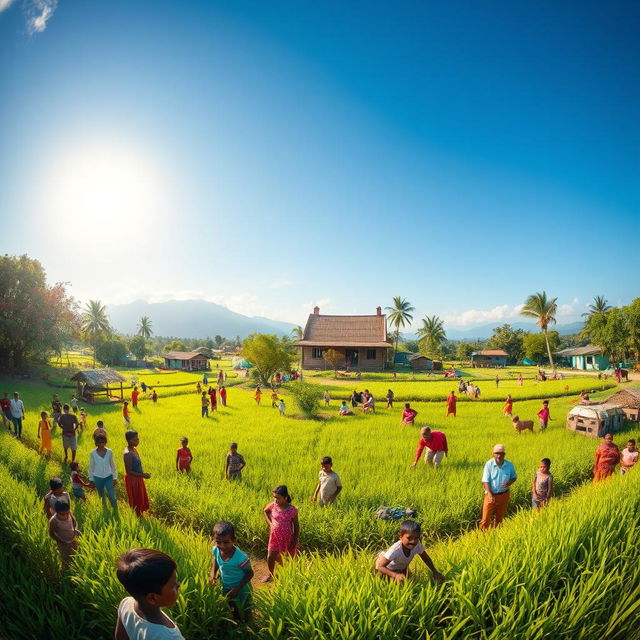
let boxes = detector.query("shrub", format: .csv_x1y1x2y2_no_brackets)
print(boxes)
287,382,323,418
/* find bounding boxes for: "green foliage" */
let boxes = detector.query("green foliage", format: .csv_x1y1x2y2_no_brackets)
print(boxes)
523,331,559,362
287,382,324,418
129,334,149,360
487,324,525,363
242,334,294,386
416,315,446,358
455,341,476,361
323,348,342,373
95,335,129,366
400,339,419,353
163,339,187,353
137,316,153,339
386,296,415,359
520,291,558,369
81,299,111,367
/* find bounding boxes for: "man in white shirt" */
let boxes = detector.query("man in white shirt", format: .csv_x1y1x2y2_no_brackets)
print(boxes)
9,391,25,438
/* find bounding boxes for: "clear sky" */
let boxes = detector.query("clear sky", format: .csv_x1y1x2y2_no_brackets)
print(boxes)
1,0,638,328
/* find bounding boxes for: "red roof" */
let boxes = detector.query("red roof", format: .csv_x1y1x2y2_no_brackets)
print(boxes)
474,350,508,357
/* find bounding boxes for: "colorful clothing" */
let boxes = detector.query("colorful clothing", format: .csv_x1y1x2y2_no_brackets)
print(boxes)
537,407,550,429
220,388,227,406
504,400,513,416
266,501,298,553
39,419,52,452
594,442,621,482
621,447,639,475
402,408,417,424
531,471,553,507
125,449,149,515
131,390,139,407
70,471,86,498
446,394,456,416
226,452,245,478
482,459,517,495
212,546,252,601
414,431,448,464
177,447,191,472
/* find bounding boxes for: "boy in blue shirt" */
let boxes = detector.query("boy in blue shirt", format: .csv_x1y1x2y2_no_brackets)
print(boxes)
209,521,254,620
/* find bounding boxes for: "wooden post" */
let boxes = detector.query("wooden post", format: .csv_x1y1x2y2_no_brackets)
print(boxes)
120,382,124,400
105,383,109,401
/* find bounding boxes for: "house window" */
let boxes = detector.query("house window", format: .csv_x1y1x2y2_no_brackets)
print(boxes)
312,348,324,359
367,349,376,360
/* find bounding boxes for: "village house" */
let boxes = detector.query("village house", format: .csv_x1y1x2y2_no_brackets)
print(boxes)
297,306,392,371
470,349,509,367
163,349,211,371
555,345,610,371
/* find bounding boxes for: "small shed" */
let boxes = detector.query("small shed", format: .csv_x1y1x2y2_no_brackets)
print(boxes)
70,369,127,404
163,350,211,371
566,404,626,438
471,350,508,367
603,389,640,422
394,351,414,366
410,355,433,371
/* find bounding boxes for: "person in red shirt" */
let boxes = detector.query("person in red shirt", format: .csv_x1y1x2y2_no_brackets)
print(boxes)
446,391,457,417
0,392,11,428
537,400,550,431
176,437,193,472
219,386,227,407
401,403,418,425
131,386,139,409
208,386,217,412
503,394,513,417
412,427,448,468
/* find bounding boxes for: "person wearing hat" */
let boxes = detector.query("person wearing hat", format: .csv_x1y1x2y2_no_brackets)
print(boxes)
480,444,517,529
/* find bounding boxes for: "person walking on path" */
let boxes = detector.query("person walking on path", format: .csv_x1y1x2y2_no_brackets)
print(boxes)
593,433,621,483
123,430,150,516
131,386,139,409
412,427,448,469
58,404,79,463
38,411,53,455
480,444,517,529
504,395,513,417
201,392,209,418
445,391,457,417
89,431,118,512
9,391,25,438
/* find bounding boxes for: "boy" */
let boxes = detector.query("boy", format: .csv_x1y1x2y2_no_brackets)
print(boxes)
376,520,444,584
621,439,638,475
48,500,79,569
123,401,131,426
69,461,91,500
278,399,286,416
115,548,184,639
225,443,246,480
44,477,71,519
209,521,254,621
201,392,209,418
323,390,331,407
537,400,550,431
312,456,342,506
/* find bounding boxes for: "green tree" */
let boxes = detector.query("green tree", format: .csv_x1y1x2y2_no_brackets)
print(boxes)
162,339,186,353
416,315,446,358
81,300,111,368
523,331,559,363
214,335,224,348
95,335,129,366
455,342,475,361
287,382,323,418
586,308,628,363
385,297,415,361
129,334,148,360
290,325,303,341
400,339,420,353
582,296,611,319
137,316,153,339
520,291,558,371
624,298,640,360
487,324,525,363
242,334,295,387
0,254,79,369
323,348,342,377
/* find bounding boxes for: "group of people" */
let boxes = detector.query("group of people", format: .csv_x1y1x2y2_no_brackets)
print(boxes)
199,384,228,417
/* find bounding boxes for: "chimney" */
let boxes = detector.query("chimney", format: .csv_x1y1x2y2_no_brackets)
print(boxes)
313,306,320,315
376,306,382,316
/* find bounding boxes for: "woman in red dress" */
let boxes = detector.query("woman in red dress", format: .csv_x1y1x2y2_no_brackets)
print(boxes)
123,430,150,515
593,433,621,483
446,391,457,417
504,394,513,417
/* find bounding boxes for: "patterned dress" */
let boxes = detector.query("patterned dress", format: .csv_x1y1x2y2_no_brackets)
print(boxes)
267,501,298,553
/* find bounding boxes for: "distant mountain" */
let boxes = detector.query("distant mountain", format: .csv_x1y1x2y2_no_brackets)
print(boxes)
107,300,296,339
404,321,584,341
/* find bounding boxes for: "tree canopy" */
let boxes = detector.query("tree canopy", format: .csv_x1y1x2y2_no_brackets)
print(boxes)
487,324,525,363
416,315,446,358
242,334,295,386
520,291,558,369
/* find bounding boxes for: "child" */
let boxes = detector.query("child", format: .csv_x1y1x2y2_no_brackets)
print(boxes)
531,458,553,508
504,395,513,417
219,386,227,407
255,387,262,405
115,548,184,639
278,399,286,416
201,392,209,418
44,477,70,519
401,403,418,425
271,390,279,408
48,501,79,570
151,389,158,403
323,390,331,407
263,485,299,581
339,401,353,416
621,439,638,475
386,389,394,409
312,456,342,506
124,430,151,517
176,437,192,472
209,521,254,621
537,400,550,431
70,461,91,500
79,407,87,431
225,443,246,480
132,386,139,409
38,410,53,455
89,431,118,511
123,401,131,426
70,395,79,413
376,520,444,584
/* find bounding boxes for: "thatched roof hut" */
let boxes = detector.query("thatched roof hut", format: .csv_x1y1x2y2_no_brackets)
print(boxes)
603,389,640,421
71,368,126,404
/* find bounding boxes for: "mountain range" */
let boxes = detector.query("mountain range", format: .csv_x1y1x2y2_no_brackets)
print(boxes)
107,300,296,339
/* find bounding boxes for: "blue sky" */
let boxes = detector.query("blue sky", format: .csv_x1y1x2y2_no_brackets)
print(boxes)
1,1,638,328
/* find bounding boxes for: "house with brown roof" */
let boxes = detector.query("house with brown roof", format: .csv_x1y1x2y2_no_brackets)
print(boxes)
297,306,392,371
163,350,210,371
471,349,509,367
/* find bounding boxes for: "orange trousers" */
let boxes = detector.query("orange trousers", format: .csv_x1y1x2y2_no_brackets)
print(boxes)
480,492,510,529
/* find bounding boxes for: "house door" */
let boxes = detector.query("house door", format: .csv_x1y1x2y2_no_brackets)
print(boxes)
346,349,359,367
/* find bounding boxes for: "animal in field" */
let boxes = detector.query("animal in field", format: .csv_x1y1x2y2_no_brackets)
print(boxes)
512,415,534,435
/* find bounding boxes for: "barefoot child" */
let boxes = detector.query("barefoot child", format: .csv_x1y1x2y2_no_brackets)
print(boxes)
263,485,299,580
48,501,79,570
225,443,246,480
312,456,342,506
376,520,444,583
176,437,193,472
123,401,131,426
38,411,53,455
209,521,254,621
278,398,286,416
503,394,513,417
115,548,184,639
255,387,262,405
537,400,550,431
89,431,118,512
531,458,553,508
70,461,91,500
44,477,70,519
323,390,331,407
621,439,638,475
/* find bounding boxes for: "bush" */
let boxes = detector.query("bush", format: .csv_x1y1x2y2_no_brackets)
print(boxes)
287,382,323,418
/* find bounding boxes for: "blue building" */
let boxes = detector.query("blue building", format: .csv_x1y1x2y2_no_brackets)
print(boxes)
470,350,508,367
555,345,610,371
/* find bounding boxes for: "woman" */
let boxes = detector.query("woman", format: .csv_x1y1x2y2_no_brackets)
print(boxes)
123,430,150,515
593,433,621,483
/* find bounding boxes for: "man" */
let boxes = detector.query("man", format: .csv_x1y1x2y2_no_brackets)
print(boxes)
9,391,25,438
480,444,517,529
0,392,11,429
58,403,79,463
412,427,448,468
51,394,62,428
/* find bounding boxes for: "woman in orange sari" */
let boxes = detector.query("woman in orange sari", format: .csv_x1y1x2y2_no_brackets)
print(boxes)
593,433,621,483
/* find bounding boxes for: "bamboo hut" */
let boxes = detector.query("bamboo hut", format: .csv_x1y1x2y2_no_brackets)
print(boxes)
603,389,640,422
70,369,126,404
566,404,626,438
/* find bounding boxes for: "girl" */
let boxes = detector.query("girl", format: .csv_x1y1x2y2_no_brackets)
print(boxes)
209,386,217,412
263,485,299,581
531,458,553,508
69,461,91,500
593,433,621,482
89,431,118,511
385,389,394,409
219,386,227,407
517,374,523,386
504,394,513,417
401,403,418,425
38,410,52,455
123,430,150,516
255,387,262,405
122,401,130,425
176,437,193,472
151,389,158,403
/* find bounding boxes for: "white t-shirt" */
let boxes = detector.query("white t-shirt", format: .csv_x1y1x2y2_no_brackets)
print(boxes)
318,469,342,504
380,540,425,572
118,597,184,640
9,398,24,418
622,448,639,466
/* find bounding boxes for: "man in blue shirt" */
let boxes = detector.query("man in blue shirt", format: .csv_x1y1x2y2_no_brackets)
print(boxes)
480,444,517,529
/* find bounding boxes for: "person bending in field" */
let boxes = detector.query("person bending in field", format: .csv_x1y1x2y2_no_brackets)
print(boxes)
531,458,553,508
503,395,513,418
38,410,53,455
49,500,79,570
401,403,418,425
362,391,375,413
412,427,448,469
115,548,184,640
621,439,638,475
226,442,246,480
312,456,342,506
69,461,91,500
201,392,209,418
376,520,444,584
339,401,354,416
445,391,457,417
176,437,192,472
263,485,299,581
209,521,254,621
44,477,70,519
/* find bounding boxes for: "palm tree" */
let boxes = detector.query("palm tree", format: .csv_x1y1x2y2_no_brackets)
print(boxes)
81,300,111,367
290,325,303,341
137,316,153,339
385,297,415,362
416,315,446,357
582,296,611,319
520,291,558,371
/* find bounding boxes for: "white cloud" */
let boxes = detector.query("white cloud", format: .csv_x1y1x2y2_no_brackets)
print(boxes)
443,304,525,327
0,0,17,13
26,0,57,34
558,297,580,317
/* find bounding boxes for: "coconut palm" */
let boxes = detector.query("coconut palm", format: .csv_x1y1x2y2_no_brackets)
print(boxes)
137,316,153,339
385,297,415,361
81,300,111,367
582,296,611,319
290,325,303,341
416,315,446,357
520,291,558,371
